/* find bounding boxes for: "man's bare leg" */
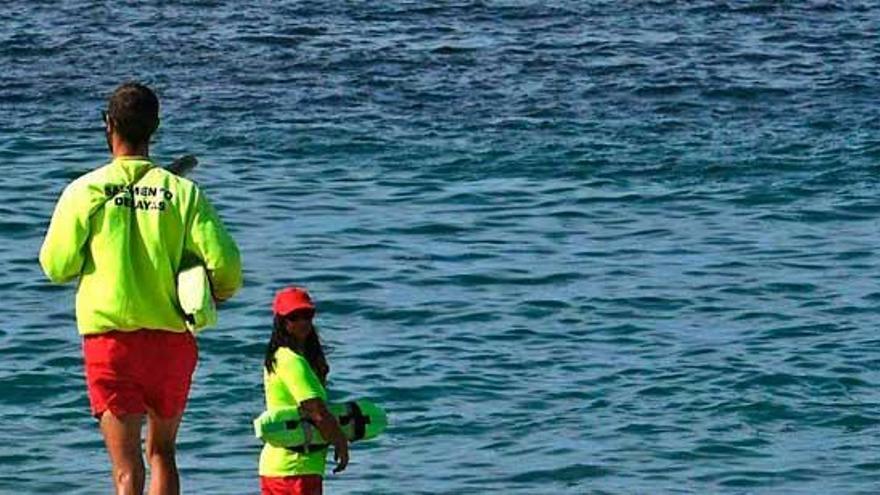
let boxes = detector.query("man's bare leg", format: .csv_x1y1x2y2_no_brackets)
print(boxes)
100,412,146,495
145,409,184,495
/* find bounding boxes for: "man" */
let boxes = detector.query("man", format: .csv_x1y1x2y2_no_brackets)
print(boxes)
39,82,242,495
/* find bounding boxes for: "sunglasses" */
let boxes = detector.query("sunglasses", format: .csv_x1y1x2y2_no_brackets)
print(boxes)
285,310,315,322
101,110,110,125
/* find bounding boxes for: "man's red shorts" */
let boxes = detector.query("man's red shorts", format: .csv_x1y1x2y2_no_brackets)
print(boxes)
260,475,322,495
82,329,198,419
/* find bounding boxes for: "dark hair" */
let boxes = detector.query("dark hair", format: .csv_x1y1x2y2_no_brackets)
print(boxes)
106,82,159,145
264,315,329,385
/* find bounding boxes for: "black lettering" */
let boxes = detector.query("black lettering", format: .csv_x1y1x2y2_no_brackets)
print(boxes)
105,188,168,212
133,186,158,197
106,184,124,197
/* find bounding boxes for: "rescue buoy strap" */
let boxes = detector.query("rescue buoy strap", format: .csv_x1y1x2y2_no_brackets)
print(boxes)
345,401,369,441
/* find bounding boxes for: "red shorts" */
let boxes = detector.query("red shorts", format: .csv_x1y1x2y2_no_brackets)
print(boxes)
260,475,323,495
83,330,198,418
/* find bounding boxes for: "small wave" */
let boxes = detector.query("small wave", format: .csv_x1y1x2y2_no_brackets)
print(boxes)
235,34,307,47
506,463,613,482
431,45,480,55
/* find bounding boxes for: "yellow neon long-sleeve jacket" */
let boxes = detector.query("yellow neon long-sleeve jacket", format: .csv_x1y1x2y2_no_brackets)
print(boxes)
39,156,242,335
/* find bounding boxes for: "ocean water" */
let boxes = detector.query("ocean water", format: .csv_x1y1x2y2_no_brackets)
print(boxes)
3,1,880,493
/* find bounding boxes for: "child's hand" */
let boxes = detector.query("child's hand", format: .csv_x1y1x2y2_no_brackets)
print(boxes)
333,440,350,474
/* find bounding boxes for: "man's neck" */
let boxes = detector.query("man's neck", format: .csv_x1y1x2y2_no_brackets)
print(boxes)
112,141,149,159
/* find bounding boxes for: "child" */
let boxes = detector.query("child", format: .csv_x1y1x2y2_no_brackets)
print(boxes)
259,287,350,495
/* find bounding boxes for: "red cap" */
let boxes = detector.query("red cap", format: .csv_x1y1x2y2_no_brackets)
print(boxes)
272,287,316,316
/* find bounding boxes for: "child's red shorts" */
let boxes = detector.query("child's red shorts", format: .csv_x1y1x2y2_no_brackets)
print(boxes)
260,475,322,495
82,329,198,419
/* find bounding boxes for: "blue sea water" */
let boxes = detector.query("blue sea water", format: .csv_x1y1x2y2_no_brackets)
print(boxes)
3,1,880,493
